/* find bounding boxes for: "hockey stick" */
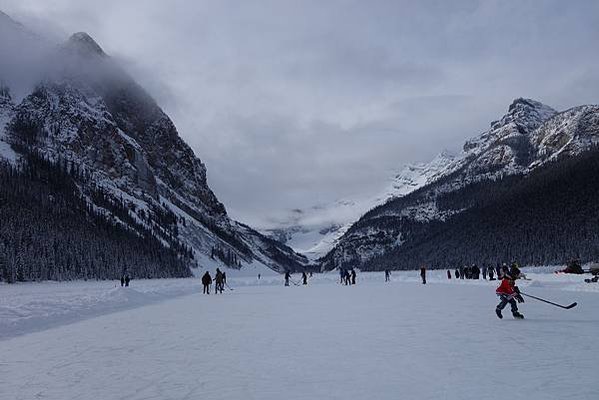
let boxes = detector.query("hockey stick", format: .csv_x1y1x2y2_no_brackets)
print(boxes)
520,292,577,309
224,282,234,291
289,278,301,286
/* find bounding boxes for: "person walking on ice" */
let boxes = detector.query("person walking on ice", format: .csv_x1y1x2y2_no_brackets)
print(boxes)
201,271,212,294
215,268,224,294
495,271,524,319
302,271,308,285
284,271,291,286
420,265,426,284
385,270,391,282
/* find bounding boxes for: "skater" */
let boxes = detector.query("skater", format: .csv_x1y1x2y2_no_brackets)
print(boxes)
488,267,495,281
495,272,524,319
385,270,391,282
302,271,308,285
284,271,291,287
201,271,212,294
120,275,125,287
339,268,345,284
447,270,452,279
351,269,356,285
454,268,460,279
124,275,130,287
222,271,227,287
482,264,487,280
420,265,426,284
459,266,465,279
258,273,261,280
344,270,351,286
215,268,224,294
496,264,502,279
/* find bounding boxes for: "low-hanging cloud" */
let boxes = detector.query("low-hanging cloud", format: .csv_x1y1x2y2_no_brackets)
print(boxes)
1,0,599,228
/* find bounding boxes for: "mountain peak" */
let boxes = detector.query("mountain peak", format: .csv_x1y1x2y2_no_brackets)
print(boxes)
506,97,556,122
65,32,106,57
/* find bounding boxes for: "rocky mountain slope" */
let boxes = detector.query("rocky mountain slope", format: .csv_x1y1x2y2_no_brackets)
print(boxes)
322,98,599,271
262,151,456,260
0,12,308,281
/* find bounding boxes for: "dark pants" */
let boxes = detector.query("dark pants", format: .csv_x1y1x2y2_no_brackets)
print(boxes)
421,275,426,284
496,294,518,313
203,284,210,294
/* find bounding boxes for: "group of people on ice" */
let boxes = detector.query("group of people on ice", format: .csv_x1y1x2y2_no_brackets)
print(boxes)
338,268,357,285
284,271,311,286
201,268,227,294
448,263,523,281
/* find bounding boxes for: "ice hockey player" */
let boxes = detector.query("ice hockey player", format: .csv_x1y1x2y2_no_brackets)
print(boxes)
302,271,308,285
350,269,356,285
495,271,524,319
284,271,291,286
420,266,426,284
201,271,212,294
385,270,391,282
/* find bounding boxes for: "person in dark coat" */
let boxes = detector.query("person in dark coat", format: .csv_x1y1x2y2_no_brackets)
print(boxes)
482,265,487,280
447,270,452,279
472,264,480,280
351,269,356,285
459,266,465,279
120,276,125,287
284,271,291,286
420,266,426,284
215,269,224,294
124,275,130,287
201,271,212,294
455,268,460,279
488,266,495,281
344,270,351,285
385,270,391,282
302,271,308,285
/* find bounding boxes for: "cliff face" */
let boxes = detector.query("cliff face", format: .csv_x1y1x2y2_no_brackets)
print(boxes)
0,24,308,280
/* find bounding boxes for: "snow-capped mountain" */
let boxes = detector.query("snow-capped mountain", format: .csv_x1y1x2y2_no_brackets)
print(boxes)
262,151,457,260
323,98,599,271
0,12,308,280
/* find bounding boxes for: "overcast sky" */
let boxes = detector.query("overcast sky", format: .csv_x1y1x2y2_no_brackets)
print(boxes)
2,0,599,228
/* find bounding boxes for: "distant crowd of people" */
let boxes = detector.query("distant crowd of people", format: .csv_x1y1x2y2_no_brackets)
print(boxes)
446,263,524,281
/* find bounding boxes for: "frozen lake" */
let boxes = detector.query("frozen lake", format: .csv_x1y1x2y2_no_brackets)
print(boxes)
1,270,598,399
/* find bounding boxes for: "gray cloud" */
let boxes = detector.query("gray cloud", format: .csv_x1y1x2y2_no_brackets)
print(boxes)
2,0,599,227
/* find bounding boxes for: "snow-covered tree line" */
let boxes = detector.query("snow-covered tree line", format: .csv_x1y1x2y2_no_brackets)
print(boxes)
0,151,193,283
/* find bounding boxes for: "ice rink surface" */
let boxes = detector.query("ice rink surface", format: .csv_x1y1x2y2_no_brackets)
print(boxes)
1,270,598,400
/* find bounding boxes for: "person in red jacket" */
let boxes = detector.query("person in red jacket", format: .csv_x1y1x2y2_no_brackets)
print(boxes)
495,272,524,319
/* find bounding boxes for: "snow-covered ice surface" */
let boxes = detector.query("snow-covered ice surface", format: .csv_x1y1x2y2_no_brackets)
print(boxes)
1,269,598,400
